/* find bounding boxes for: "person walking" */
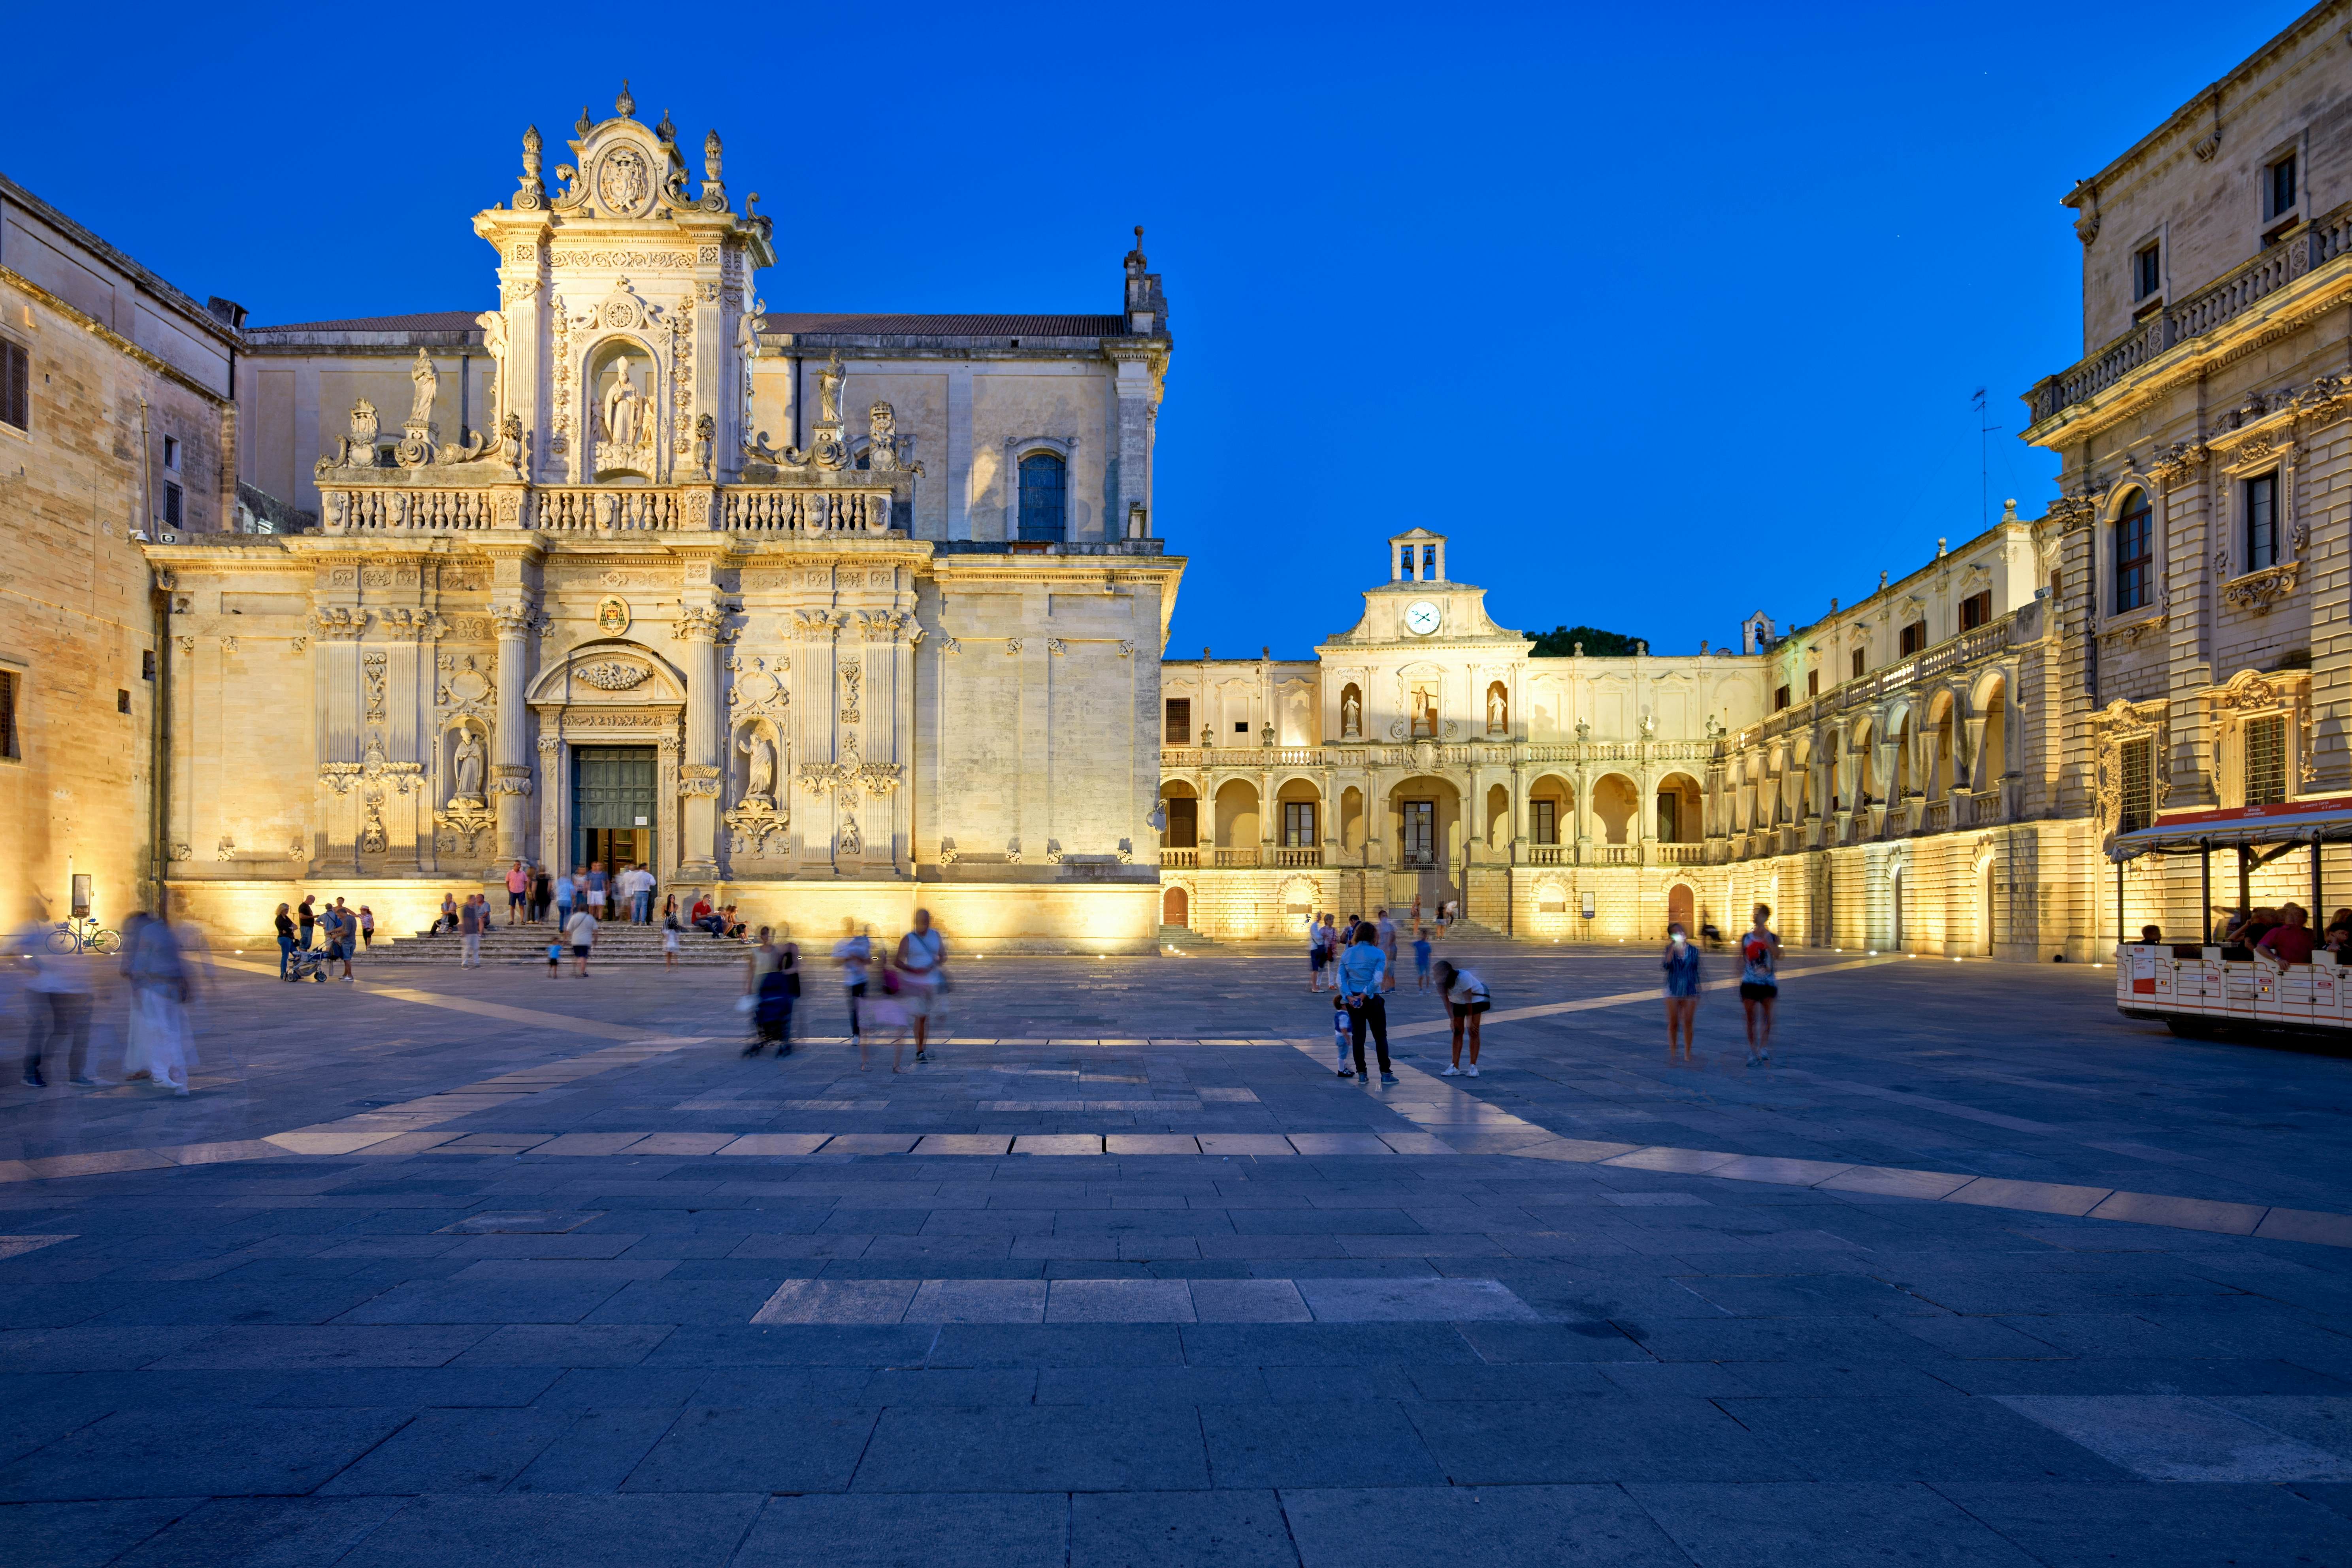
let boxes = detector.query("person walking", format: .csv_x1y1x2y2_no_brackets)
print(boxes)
273,902,298,980
564,901,598,978
635,864,658,925
1306,913,1329,993
327,899,356,981
458,894,483,969
1434,958,1489,1076
554,869,577,932
121,899,196,1096
530,866,552,925
1376,908,1399,992
17,909,93,1087
357,905,375,950
1336,923,1395,1084
505,861,529,924
1662,922,1701,1064
743,928,792,1056
1739,903,1780,1065
895,908,946,1064
834,919,871,1042
586,861,609,919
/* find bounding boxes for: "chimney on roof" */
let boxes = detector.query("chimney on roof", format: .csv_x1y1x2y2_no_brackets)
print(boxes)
205,297,247,329
1123,227,1167,337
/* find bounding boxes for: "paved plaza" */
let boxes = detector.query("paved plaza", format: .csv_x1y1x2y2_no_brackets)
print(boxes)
4,936,2352,1566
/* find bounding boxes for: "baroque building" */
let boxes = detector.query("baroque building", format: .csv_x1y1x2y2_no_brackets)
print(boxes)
0,174,244,929
141,90,1177,949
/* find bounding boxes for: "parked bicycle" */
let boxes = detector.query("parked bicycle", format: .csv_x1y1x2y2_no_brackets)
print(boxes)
47,916,120,956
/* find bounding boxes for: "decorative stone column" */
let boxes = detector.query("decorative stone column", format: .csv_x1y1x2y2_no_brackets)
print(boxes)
676,605,726,880
491,605,536,864
536,733,566,871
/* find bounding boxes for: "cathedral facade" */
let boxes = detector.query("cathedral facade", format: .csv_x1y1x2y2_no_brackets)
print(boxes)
143,91,1177,949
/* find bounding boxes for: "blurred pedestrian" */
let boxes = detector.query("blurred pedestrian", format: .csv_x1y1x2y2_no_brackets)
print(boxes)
17,905,92,1087
1337,923,1394,1083
121,899,197,1096
834,918,871,1042
506,860,529,923
357,905,375,950
895,908,945,1063
564,901,597,978
1740,903,1780,1065
458,895,484,969
1662,922,1700,1064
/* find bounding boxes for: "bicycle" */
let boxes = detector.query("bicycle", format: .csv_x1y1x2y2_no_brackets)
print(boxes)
47,917,120,956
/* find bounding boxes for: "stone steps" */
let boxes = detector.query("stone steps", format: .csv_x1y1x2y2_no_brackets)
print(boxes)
377,925,752,966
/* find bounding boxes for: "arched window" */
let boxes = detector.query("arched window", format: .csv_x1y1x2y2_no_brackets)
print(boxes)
2114,488,2152,613
1017,452,1066,541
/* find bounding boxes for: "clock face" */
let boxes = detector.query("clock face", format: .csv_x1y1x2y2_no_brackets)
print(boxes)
1404,600,1442,636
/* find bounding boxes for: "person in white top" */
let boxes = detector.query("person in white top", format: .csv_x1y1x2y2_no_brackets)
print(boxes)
833,919,872,1041
1433,959,1490,1076
16,911,94,1087
894,908,946,1064
563,904,599,977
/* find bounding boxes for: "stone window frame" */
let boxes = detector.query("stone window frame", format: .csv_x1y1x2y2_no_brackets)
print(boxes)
2207,669,2313,808
2261,128,2310,236
0,654,23,764
1001,435,1079,541
2213,436,2299,591
2095,472,2165,631
2130,222,2168,309
0,322,31,439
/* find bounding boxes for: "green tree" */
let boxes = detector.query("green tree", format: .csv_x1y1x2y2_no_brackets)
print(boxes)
1527,624,1642,658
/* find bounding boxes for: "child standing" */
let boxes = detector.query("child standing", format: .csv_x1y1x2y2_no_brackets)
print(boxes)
545,936,562,978
1331,993,1355,1078
1412,925,1434,990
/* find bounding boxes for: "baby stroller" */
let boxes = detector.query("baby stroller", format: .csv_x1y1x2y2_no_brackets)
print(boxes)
739,967,794,1057
285,945,333,983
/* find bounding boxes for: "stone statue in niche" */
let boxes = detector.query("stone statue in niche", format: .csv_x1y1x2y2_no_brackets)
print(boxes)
1488,688,1506,733
452,730,486,803
1342,689,1361,739
602,358,646,449
743,731,775,802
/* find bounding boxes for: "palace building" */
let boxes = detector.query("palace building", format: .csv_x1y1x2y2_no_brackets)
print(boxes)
4,10,2349,954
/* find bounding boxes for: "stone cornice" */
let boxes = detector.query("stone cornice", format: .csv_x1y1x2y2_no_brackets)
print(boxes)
0,265,231,406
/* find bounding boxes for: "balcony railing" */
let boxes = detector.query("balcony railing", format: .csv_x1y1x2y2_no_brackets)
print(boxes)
1159,737,1720,771
1527,844,1566,865
1651,842,1707,864
317,478,899,535
1158,847,1199,869
1742,614,2016,746
1271,846,1323,867
1211,847,1261,869
2026,201,2352,427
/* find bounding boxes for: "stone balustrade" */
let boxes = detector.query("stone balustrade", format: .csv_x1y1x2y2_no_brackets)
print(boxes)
315,479,900,537
2026,200,2352,426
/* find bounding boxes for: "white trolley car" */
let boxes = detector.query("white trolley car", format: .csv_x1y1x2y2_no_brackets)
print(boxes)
2110,795,2352,1039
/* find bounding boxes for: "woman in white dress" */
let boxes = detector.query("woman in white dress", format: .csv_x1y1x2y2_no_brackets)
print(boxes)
121,910,198,1095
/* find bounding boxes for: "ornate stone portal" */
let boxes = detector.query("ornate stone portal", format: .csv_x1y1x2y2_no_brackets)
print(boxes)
144,84,1180,952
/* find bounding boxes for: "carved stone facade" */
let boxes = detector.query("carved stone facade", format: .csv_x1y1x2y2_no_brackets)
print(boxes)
141,90,1180,952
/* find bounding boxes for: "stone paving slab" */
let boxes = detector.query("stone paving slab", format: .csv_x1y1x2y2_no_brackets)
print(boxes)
6,944,2352,1564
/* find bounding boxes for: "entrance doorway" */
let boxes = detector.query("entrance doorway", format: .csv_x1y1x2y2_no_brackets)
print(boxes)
1666,884,1694,935
573,746,658,878
1163,886,1188,926
1400,800,1436,867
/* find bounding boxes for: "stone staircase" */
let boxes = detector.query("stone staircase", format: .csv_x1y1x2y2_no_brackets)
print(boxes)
1159,923,1219,951
377,920,752,967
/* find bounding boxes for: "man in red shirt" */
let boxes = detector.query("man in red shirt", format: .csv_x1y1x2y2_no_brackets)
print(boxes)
2258,903,2317,967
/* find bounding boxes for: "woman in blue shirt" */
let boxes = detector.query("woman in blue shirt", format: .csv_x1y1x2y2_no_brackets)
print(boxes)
1335,929,1393,1083
1662,921,1701,1064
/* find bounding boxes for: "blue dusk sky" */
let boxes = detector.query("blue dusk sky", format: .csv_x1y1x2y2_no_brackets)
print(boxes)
2,1,2305,656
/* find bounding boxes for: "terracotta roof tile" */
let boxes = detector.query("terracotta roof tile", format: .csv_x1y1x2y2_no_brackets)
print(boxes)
246,311,482,334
